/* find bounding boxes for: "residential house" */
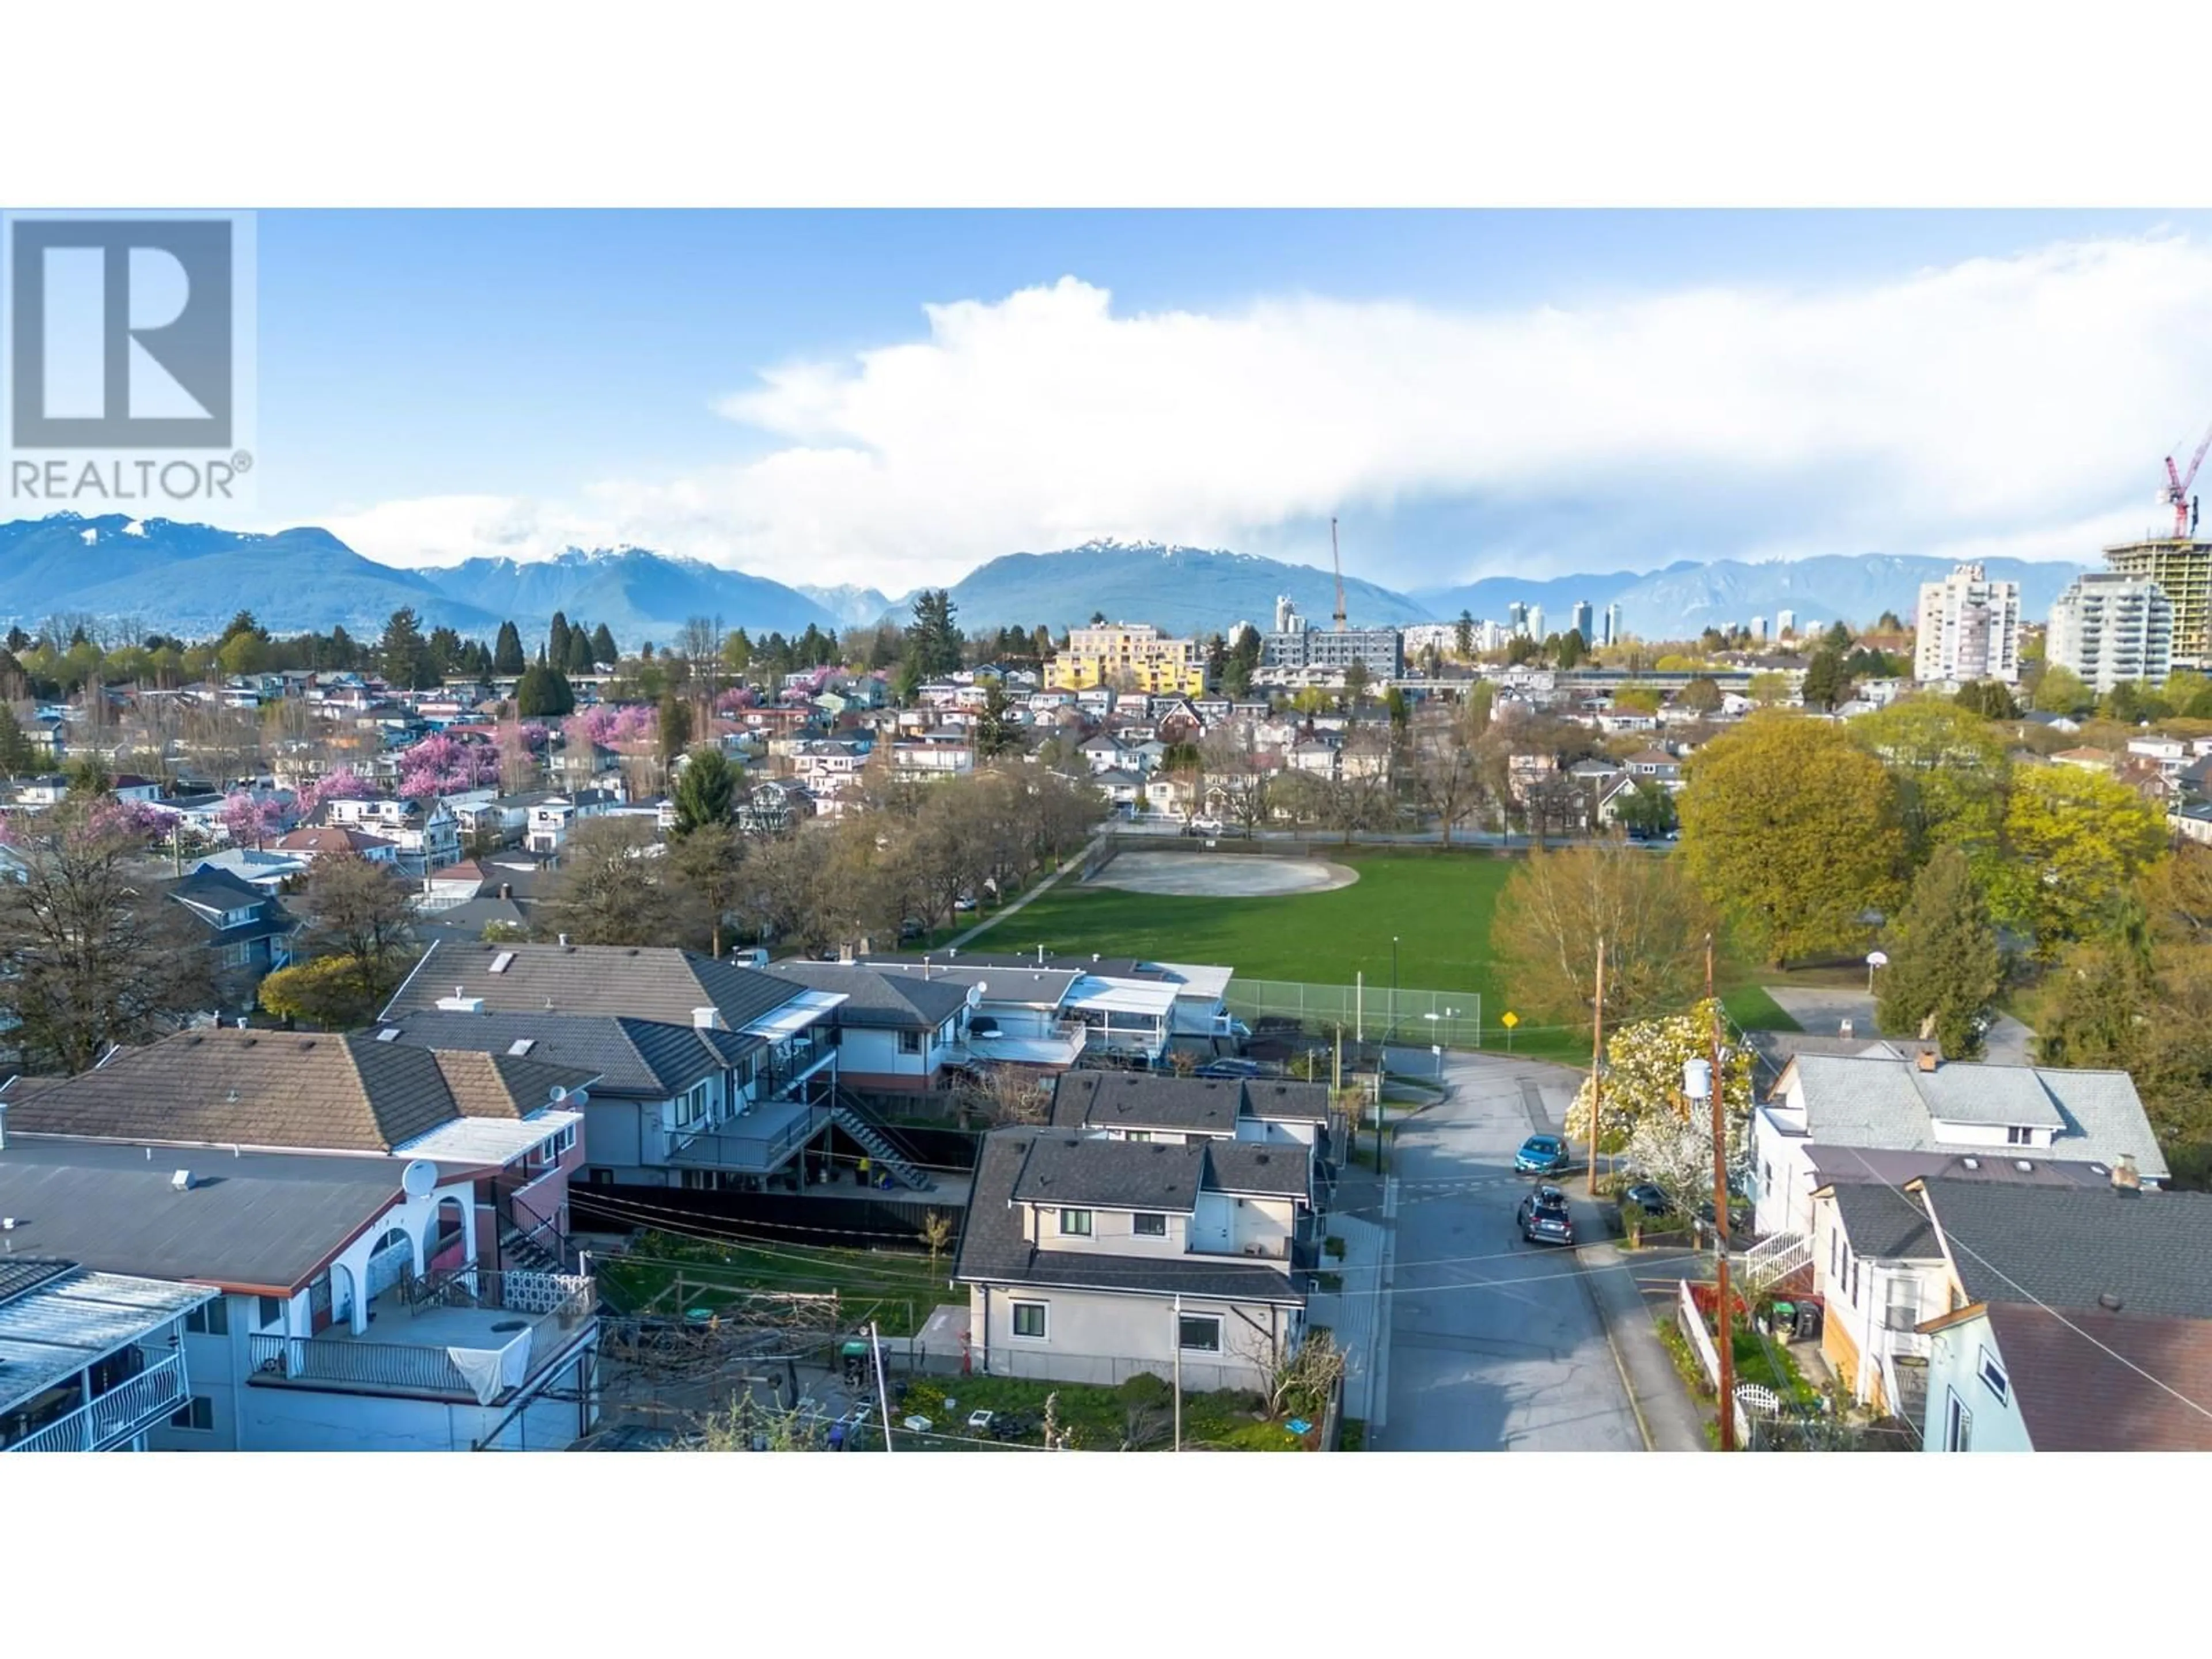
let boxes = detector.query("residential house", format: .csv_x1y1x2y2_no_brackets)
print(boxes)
855,950,1187,1067
955,1127,1310,1390
187,847,310,894
1622,748,1684,786
1750,1050,2169,1249
0,1260,217,1453
378,942,850,1192
762,959,975,1095
736,779,813,835
1048,1071,1336,1165
416,859,489,912
1913,1175,2212,1452
270,824,400,863
524,790,619,855
165,867,302,1015
0,1128,598,1450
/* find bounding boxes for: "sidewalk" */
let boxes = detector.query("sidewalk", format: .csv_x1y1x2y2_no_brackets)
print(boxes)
1305,1212,1385,1422
943,829,1109,949
1573,1224,1710,1453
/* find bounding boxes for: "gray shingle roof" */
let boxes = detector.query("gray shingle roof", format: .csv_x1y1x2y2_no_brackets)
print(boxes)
849,957,1080,1006
1919,1180,2212,1319
0,1028,595,1155
1013,1135,1206,1213
1825,1183,1936,1260
382,940,805,1031
956,1130,1305,1305
1048,1073,1331,1134
1203,1141,1310,1200
762,961,969,1028
380,1010,749,1098
1785,1055,2168,1180
0,1138,418,1293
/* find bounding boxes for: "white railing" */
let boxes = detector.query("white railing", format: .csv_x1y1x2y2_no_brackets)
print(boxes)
1741,1231,1812,1291
7,1353,187,1452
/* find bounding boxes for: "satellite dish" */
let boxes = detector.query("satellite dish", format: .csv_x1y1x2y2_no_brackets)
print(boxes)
567,1088,588,1109
400,1159,438,1200
548,1085,569,1104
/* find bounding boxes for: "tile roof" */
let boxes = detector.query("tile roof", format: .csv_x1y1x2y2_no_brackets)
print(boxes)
1785,1055,2168,1180
1919,1180,2212,1320
956,1129,1306,1305
0,1028,596,1155
380,1009,749,1097
382,940,805,1031
761,961,971,1027
0,1138,424,1293
1978,1302,2212,1452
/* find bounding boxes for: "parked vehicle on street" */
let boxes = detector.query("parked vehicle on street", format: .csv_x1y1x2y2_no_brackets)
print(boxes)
1620,1181,1673,1216
1195,1058,1263,1078
1514,1134,1571,1176
1517,1185,1576,1246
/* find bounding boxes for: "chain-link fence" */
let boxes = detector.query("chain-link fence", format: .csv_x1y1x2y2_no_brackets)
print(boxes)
1225,978,1484,1050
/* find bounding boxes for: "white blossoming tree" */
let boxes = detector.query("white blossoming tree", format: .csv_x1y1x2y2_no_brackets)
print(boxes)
1564,999,1754,1200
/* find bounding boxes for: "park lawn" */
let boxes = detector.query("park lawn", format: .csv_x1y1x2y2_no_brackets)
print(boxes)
967,850,1798,1062
599,1233,961,1338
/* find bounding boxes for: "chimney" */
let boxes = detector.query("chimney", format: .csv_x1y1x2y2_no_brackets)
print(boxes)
693,1007,725,1030
558,933,570,948
2113,1154,2142,1194
499,882,512,900
1915,1049,1938,1073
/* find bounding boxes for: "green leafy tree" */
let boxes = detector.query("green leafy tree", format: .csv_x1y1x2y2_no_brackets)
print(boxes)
1613,778,1677,837
1342,658,1372,706
1992,765,2169,959
1748,671,1793,706
1800,645,1852,711
672,747,738,835
1677,711,1904,965
2033,662,2093,717
1953,680,2019,720
1676,676,1723,716
1849,695,2008,874
1554,629,1588,669
1876,846,2004,1056
217,631,267,677
514,663,576,718
492,620,527,676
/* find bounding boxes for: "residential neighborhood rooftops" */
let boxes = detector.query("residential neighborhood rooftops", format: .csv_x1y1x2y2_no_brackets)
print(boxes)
377,1009,755,1098
761,960,971,1028
1918,1179,2212,1320
0,1028,597,1156
1823,1182,1936,1260
0,1139,430,1293
1048,1072,1330,1134
1013,1134,1207,1213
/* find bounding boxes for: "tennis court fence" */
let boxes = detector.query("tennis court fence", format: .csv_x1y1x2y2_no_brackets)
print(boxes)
1224,979,1484,1051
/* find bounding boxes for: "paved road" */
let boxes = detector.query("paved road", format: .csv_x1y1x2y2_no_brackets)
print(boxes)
1764,986,2037,1065
1375,1050,1645,1452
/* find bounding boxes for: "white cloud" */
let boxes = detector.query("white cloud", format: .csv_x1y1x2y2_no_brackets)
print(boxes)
298,236,2212,589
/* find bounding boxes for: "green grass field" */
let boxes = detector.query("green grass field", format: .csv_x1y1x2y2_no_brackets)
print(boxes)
967,850,1796,1062
599,1234,961,1338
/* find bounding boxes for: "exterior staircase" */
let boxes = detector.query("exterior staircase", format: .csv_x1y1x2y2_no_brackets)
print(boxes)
1740,1230,1812,1294
829,1103,935,1192
499,1224,563,1275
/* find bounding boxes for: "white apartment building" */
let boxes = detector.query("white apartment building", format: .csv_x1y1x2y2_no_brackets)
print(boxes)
2047,571,2174,692
1914,562,2021,685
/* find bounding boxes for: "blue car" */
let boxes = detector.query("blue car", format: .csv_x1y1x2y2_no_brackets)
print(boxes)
1514,1134,1571,1176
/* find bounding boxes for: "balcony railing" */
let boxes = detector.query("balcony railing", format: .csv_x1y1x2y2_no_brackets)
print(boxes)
668,1104,829,1173
7,1351,188,1452
247,1272,594,1402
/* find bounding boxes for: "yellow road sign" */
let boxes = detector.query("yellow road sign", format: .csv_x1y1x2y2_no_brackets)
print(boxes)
1501,1011,1519,1028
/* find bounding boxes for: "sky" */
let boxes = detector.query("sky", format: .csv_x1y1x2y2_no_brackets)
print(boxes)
232,210,2212,595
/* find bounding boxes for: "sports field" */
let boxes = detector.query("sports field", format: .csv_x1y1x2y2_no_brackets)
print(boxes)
971,849,1794,1062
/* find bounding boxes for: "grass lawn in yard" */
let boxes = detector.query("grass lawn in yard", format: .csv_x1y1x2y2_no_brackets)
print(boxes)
892,1373,1318,1451
967,850,1798,1062
599,1233,960,1338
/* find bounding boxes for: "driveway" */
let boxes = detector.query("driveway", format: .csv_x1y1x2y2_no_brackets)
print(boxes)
1373,1049,1646,1452
1762,986,2037,1065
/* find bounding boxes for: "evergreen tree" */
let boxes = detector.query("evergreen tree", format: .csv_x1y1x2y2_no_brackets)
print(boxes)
566,625,596,675
378,608,433,690
904,590,963,681
1800,645,1852,711
0,705,31,778
514,663,575,718
1876,846,2005,1057
219,609,267,645
493,620,526,676
974,679,1021,758
671,747,737,834
590,623,619,666
1455,610,1474,658
548,612,572,669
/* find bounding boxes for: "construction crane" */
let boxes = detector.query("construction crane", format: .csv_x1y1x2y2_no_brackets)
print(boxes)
2161,420,2212,539
1330,516,1348,631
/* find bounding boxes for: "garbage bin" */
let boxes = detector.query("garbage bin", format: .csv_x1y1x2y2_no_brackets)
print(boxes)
1794,1299,1824,1342
1768,1301,1796,1338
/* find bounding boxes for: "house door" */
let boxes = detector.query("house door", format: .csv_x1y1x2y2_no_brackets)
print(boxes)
1194,1202,1233,1253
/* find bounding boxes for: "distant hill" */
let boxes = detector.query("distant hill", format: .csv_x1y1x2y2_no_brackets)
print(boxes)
420,547,840,647
919,539,1437,635
796,583,896,630
1416,554,2090,638
0,514,499,638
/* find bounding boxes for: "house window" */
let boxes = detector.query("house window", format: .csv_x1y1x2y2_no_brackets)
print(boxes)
256,1295,286,1331
1011,1302,1048,1340
899,1029,924,1055
2005,1125,2034,1146
185,1300,230,1336
1134,1213,1168,1237
1058,1209,1093,1237
1978,1348,2010,1406
1178,1314,1222,1353
1850,1257,1860,1306
217,940,255,968
168,1396,215,1432
1883,1275,1920,1333
1126,1131,1152,1143
1944,1389,1974,1452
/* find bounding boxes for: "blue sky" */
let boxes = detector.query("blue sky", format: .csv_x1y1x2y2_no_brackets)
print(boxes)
239,210,2212,592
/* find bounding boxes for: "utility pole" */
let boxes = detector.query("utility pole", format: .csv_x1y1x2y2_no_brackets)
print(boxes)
1706,933,1736,1452
1391,935,1399,1047
870,1319,895,1452
1586,936,1605,1199
1172,1294,1183,1452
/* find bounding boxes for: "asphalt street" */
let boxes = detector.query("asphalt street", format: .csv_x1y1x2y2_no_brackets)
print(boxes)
1374,1049,1646,1452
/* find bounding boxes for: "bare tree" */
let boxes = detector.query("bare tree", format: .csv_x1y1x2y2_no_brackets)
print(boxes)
295,853,421,1009
955,1063,1048,1128
1324,726,1396,844
1488,840,1715,1029
1409,710,1482,844
1230,1328,1349,1425
538,817,679,946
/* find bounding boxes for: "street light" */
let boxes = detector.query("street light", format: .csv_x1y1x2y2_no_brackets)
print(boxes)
1422,1008,1457,1079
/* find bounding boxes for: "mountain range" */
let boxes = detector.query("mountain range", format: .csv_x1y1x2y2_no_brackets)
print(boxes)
0,513,2095,649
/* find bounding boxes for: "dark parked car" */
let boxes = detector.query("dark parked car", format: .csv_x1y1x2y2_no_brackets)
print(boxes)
1620,1182,1673,1217
1517,1185,1576,1247
1514,1134,1571,1176
1195,1058,1263,1079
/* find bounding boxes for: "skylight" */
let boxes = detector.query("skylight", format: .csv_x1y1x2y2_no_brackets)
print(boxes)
489,951,516,974
507,1038,536,1056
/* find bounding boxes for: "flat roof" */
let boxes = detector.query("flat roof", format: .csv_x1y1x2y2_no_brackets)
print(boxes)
391,1107,582,1165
